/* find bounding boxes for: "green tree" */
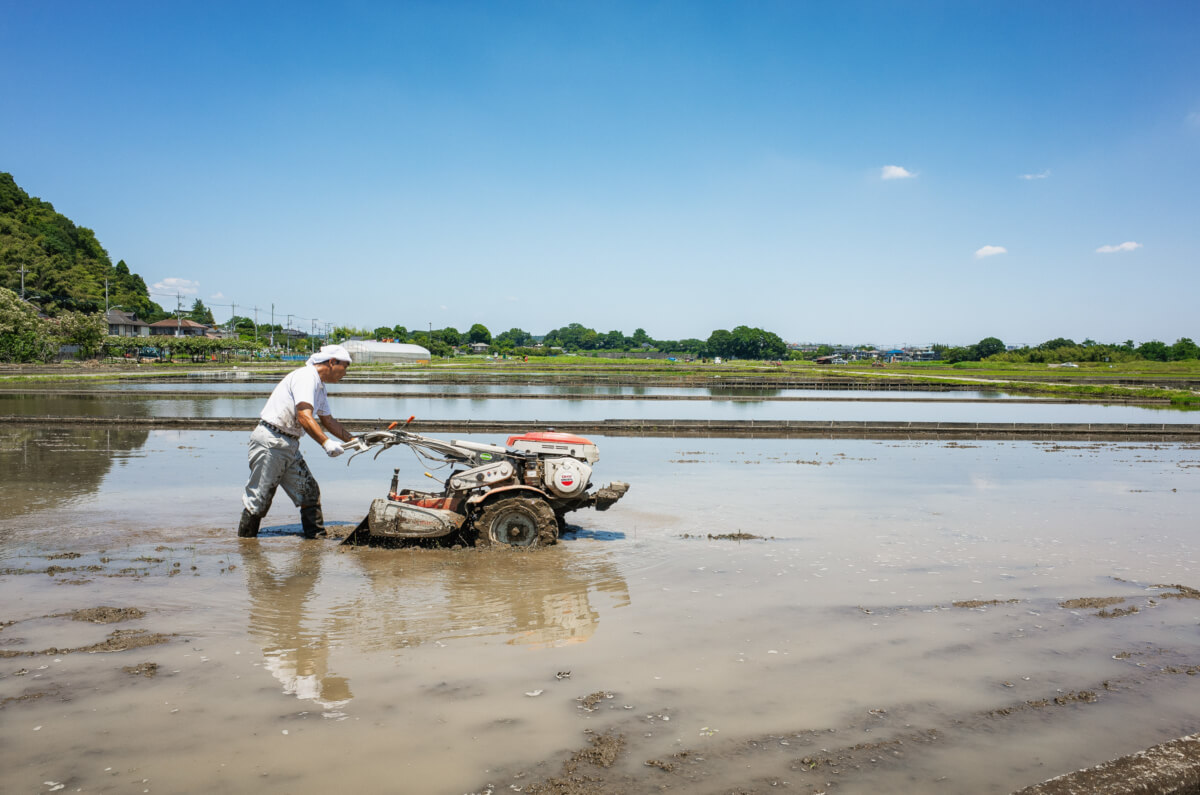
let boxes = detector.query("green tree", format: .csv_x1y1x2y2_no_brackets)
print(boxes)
706,329,734,358
495,327,533,348
599,330,625,349
942,346,976,364
1137,340,1170,362
721,326,787,360
1170,337,1200,361
391,325,408,342
0,286,55,362
187,299,215,326
52,310,107,357
544,322,597,350
439,327,462,346
467,323,492,344
975,337,1006,358
372,326,393,340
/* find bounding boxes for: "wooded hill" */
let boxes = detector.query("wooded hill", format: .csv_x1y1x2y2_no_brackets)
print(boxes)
0,172,163,319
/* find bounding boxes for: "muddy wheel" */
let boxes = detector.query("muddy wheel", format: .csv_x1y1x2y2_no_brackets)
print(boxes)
474,497,558,547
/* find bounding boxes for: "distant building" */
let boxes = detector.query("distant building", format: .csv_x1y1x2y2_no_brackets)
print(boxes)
148,318,212,337
105,309,151,337
340,340,431,364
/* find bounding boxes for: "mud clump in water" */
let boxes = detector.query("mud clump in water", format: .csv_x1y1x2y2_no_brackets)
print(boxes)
1153,584,1200,600
578,691,614,711
1059,597,1125,609
0,689,55,708
522,730,627,795
122,661,159,677
0,629,174,658
953,599,1020,608
679,532,769,540
1097,606,1140,618
68,606,146,624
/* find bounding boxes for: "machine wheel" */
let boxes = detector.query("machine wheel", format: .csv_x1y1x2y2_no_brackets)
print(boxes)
474,497,558,547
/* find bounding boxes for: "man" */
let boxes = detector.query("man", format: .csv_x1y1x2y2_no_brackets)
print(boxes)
237,344,355,539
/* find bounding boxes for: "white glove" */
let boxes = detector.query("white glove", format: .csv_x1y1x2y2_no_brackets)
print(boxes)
323,438,345,458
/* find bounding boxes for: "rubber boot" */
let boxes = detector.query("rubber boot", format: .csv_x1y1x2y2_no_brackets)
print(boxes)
237,509,262,538
300,505,326,540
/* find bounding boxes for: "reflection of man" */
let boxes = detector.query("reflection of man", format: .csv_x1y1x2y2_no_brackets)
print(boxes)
239,543,352,715
237,345,355,539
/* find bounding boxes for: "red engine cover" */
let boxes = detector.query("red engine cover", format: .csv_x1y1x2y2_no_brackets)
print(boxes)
506,431,594,446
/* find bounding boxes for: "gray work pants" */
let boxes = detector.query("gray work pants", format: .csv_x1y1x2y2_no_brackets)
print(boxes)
242,424,321,515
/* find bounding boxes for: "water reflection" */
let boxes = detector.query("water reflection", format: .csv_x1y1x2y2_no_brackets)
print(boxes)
344,548,631,649
0,426,150,518
3,391,1194,423
240,543,353,718
238,544,631,714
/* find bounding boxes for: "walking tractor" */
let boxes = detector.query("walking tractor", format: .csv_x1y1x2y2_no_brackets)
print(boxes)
340,422,629,547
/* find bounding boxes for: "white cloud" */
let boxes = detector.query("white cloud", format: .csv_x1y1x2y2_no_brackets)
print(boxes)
1019,170,1050,180
880,165,916,180
210,291,226,300
1096,241,1142,254
974,245,1007,258
152,277,199,295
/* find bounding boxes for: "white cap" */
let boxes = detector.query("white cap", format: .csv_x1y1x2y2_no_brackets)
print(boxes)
307,344,353,365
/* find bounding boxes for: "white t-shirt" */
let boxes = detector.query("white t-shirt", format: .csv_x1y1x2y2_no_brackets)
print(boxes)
260,364,331,436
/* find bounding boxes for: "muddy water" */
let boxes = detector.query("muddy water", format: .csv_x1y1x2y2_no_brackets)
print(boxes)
2,429,1200,793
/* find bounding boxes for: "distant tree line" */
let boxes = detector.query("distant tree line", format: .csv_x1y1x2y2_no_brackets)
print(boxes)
939,336,1200,364
353,320,789,360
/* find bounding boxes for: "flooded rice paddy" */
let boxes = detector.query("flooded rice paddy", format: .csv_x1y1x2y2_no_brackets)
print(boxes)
3,425,1200,793
0,387,1194,424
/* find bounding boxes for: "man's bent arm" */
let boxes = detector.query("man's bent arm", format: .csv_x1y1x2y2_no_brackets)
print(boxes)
296,404,349,445
318,413,352,443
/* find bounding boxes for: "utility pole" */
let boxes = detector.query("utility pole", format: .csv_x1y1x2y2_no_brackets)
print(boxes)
230,302,237,337
176,293,183,336
104,278,109,312
253,306,260,344
286,314,292,354
270,304,275,348
311,319,317,353
18,263,28,299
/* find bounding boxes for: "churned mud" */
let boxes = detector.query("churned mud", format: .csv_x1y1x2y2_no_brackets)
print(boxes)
0,628,174,658
1059,597,1126,609
953,598,1020,608
66,606,146,623
679,531,769,540
122,661,159,677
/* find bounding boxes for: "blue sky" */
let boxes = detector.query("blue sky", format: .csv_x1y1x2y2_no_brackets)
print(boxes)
3,1,1198,347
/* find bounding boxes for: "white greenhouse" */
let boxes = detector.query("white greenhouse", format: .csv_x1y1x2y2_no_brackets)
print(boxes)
341,340,431,365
